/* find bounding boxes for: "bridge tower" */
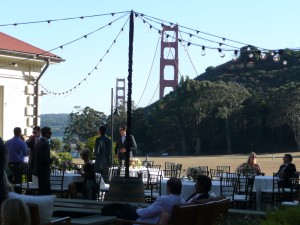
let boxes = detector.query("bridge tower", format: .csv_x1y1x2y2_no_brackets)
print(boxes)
159,25,179,99
115,78,125,107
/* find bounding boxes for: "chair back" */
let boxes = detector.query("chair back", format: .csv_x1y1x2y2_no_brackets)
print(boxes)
51,166,65,176
217,166,230,173
220,172,237,199
175,164,182,178
165,162,175,170
276,171,300,202
210,169,222,181
234,173,255,201
50,173,64,191
169,202,216,225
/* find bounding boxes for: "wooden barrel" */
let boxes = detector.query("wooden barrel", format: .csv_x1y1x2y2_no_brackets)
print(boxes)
108,177,145,203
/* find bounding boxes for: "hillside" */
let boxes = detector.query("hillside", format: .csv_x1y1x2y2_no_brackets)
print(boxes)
195,48,300,93
40,113,68,139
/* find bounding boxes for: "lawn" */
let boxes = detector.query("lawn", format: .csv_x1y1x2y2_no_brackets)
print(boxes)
73,152,300,176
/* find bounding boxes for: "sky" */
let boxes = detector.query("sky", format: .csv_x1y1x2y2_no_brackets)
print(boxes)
1,1,299,116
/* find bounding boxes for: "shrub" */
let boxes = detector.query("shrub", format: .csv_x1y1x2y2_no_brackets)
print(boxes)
261,205,300,225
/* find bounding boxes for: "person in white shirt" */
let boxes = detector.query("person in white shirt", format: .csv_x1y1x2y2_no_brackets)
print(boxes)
116,177,185,224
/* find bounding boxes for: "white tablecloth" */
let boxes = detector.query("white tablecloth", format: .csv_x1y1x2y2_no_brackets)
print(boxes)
109,167,149,181
161,175,273,210
32,172,84,189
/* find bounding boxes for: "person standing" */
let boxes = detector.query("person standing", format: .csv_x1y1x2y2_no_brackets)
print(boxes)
26,126,41,182
4,127,28,192
34,127,53,195
114,125,137,167
94,126,112,171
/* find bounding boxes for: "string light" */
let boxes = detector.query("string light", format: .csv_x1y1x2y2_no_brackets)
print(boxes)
218,48,225,58
0,11,130,27
40,13,130,96
283,59,288,65
249,53,254,58
201,46,206,56
273,52,280,62
232,50,238,61
260,52,267,60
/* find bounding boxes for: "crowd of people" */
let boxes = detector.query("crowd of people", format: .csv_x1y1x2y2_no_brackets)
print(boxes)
0,124,299,224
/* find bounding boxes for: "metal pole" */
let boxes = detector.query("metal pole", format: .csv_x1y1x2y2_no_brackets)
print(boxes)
125,11,134,178
110,88,113,167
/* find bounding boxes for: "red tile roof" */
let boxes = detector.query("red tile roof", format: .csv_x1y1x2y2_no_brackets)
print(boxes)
0,32,63,61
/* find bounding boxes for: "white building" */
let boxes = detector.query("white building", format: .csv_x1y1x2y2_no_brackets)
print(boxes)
0,32,64,140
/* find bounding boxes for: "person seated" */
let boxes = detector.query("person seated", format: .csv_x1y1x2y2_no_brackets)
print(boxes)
1,198,30,225
68,149,96,200
276,153,297,188
186,174,212,202
116,177,185,224
236,152,264,175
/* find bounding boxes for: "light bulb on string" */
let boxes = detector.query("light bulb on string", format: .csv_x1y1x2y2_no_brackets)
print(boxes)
148,25,152,33
249,53,254,58
247,46,251,51
273,53,280,62
260,52,267,60
218,48,225,58
283,59,287,65
188,34,192,41
201,46,206,56
184,42,191,51
47,20,51,28
232,50,238,62
270,51,275,56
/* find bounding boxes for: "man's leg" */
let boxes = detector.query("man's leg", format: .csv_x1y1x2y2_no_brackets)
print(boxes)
37,173,51,195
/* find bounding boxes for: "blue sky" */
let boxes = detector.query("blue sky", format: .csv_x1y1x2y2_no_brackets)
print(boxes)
1,1,299,115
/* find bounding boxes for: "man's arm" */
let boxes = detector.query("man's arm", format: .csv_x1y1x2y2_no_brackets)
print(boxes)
136,197,164,219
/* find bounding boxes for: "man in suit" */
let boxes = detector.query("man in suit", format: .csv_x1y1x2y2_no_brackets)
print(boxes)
276,153,297,188
277,154,296,174
26,126,41,181
34,127,53,195
114,125,137,167
186,174,212,202
94,126,112,171
116,177,185,224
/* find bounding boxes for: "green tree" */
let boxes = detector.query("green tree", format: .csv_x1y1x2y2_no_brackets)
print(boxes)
49,138,62,151
268,82,300,150
76,141,85,152
63,106,107,143
63,143,71,152
211,82,250,154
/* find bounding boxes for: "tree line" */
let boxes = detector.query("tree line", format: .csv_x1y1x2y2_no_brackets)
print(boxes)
45,48,300,155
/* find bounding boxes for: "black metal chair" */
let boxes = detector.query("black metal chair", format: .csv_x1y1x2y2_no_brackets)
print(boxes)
217,166,231,173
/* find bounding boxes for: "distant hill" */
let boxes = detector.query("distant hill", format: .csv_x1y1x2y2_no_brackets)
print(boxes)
195,48,300,93
40,113,69,139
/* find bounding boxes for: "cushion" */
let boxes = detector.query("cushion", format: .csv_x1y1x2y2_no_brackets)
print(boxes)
8,192,56,224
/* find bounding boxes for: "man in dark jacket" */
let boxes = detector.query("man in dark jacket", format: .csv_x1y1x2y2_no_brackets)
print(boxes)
94,126,112,171
114,125,137,167
186,175,212,202
34,127,53,195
